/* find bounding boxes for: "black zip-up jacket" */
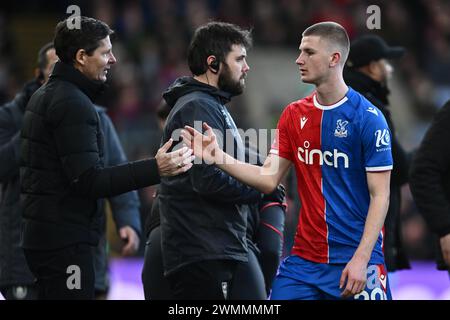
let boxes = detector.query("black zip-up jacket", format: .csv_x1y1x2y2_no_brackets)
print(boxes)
410,100,450,270
0,80,40,287
344,69,411,271
20,61,159,250
159,77,261,275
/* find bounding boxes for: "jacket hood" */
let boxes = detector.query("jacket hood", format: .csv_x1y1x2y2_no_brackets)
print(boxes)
163,76,233,109
344,68,390,106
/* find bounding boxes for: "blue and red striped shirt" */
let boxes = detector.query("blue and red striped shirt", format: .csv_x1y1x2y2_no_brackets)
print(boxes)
271,87,392,265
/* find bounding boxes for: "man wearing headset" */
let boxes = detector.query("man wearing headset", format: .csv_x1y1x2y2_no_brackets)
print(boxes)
158,21,284,299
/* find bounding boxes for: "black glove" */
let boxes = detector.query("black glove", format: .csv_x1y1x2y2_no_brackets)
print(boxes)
261,184,286,206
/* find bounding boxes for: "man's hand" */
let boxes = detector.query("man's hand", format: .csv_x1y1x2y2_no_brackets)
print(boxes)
440,233,450,267
119,226,140,256
339,254,368,298
155,138,194,176
181,122,221,164
261,184,286,205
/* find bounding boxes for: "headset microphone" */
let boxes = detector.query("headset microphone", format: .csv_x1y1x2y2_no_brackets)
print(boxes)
209,58,219,74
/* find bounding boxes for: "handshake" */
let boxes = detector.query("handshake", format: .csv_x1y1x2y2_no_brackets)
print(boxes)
155,138,195,177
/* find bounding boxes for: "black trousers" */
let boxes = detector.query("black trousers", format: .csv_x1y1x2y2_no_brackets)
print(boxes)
142,226,267,300
23,243,95,300
167,259,239,300
142,226,173,300
231,247,267,299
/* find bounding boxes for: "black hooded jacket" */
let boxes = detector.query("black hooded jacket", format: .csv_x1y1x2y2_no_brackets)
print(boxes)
0,79,41,287
159,77,261,275
344,69,411,271
20,61,160,250
410,100,450,270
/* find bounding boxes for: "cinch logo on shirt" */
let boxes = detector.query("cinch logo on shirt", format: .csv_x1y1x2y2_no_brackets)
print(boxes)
297,141,349,168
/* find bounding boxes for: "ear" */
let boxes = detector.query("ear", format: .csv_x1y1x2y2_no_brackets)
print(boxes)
206,55,216,67
206,55,219,74
75,48,87,66
33,68,41,79
366,60,381,76
330,52,341,67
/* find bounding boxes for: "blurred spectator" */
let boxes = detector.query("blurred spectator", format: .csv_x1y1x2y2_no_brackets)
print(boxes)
344,34,411,272
410,99,450,272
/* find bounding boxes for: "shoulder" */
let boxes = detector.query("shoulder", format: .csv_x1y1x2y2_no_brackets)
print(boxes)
347,88,387,126
420,100,450,141
0,101,13,119
94,105,109,122
50,79,92,108
279,94,313,121
48,91,97,126
176,92,225,120
433,100,450,122
0,103,14,130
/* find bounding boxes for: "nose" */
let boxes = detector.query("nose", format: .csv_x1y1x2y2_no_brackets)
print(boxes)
243,60,250,72
109,52,117,65
296,53,304,66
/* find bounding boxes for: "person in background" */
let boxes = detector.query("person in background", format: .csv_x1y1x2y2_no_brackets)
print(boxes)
409,99,450,277
0,42,55,300
344,34,411,273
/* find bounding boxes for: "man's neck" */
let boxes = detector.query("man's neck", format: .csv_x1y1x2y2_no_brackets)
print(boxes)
194,73,218,88
315,73,348,105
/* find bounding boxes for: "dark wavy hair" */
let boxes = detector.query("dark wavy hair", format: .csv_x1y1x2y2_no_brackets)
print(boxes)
54,16,114,65
187,21,252,76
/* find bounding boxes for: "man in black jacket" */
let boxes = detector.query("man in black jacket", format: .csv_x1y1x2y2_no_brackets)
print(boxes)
0,43,55,300
20,17,193,300
410,101,450,272
343,34,411,272
159,22,283,299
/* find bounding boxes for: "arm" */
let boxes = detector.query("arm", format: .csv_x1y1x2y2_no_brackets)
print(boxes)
182,122,291,194
409,103,450,238
51,99,192,199
174,101,263,203
0,107,21,181
72,140,191,199
190,165,263,204
410,103,450,267
0,131,20,182
340,170,391,298
216,151,291,194
100,111,142,255
390,135,410,186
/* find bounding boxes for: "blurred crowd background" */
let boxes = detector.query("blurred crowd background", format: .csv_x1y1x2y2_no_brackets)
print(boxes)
1,0,449,265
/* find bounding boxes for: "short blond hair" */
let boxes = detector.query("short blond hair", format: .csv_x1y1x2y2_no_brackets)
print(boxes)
302,21,350,65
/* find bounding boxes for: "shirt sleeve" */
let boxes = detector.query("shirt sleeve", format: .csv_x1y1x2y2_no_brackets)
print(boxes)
270,105,294,161
361,106,393,172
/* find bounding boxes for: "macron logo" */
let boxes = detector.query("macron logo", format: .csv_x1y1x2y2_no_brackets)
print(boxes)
367,107,378,116
300,116,308,129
